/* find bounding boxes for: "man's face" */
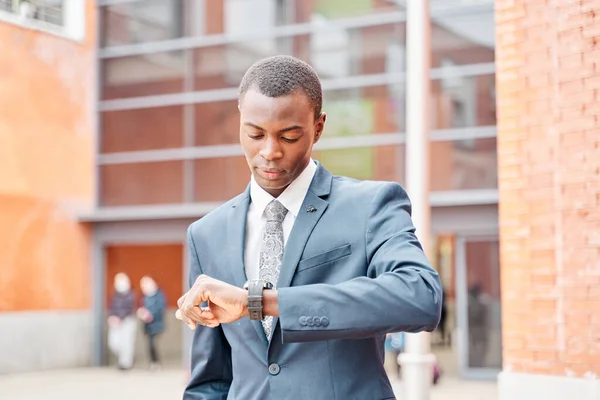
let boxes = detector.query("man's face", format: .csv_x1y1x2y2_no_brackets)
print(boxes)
239,89,326,197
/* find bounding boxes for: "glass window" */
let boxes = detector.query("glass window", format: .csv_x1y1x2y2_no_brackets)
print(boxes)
101,106,184,153
431,8,495,67
101,51,185,100
324,85,405,134
314,145,405,183
430,0,494,12
430,138,497,191
432,74,496,129
194,100,239,147
0,0,63,27
192,23,404,91
101,0,186,47
100,161,184,206
314,138,497,191
194,156,249,202
215,0,397,32
289,0,397,23
0,0,85,39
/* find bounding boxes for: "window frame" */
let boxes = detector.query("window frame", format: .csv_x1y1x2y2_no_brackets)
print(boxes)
0,0,85,41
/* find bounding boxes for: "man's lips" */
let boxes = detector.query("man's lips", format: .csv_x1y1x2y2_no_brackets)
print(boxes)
258,168,284,179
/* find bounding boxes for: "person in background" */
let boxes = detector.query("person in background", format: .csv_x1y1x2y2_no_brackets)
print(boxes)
137,276,167,371
107,272,137,371
438,288,448,345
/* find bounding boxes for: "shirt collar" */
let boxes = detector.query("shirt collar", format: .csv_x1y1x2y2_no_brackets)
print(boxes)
250,159,317,218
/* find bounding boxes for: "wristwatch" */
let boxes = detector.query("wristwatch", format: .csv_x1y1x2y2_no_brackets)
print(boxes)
243,280,273,320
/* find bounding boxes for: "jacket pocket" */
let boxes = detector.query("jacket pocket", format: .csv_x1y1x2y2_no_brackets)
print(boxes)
297,243,352,273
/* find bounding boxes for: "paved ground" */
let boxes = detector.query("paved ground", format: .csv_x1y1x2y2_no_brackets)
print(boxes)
0,366,497,400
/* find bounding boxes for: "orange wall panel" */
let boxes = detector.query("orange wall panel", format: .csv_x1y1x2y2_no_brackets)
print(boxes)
0,3,97,311
0,195,91,311
105,244,184,309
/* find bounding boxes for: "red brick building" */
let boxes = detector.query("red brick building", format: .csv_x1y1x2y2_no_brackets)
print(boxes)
0,0,597,398
496,0,600,398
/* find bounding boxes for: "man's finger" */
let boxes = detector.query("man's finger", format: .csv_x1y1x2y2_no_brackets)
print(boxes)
176,292,198,330
179,282,207,329
177,292,188,309
177,310,196,330
178,276,220,328
177,306,219,328
185,303,219,328
182,280,210,315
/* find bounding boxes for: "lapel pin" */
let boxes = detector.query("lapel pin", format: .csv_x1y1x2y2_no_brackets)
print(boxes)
307,205,317,213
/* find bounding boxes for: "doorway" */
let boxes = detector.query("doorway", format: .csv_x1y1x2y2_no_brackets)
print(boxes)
104,243,184,368
455,234,502,379
92,218,196,369
427,203,500,381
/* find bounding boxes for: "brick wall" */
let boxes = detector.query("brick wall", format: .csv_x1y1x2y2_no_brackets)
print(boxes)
0,3,97,311
496,0,600,377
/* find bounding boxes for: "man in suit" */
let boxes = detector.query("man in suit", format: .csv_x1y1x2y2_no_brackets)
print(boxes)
176,55,442,400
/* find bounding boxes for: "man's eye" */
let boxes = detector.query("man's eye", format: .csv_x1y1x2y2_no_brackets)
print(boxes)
248,134,263,140
282,137,299,143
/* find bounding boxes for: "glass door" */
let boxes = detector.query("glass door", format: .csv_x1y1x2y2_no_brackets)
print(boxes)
455,234,502,379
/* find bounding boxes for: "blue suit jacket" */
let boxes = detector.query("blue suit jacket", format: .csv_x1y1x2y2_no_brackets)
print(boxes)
184,163,442,400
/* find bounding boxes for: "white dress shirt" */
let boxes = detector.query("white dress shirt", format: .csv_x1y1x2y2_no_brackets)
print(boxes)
244,159,317,282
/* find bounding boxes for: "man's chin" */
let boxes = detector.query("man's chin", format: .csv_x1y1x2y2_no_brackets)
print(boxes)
255,176,291,193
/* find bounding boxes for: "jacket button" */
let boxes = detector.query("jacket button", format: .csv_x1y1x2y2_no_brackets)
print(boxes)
268,363,280,375
299,316,307,326
320,317,330,327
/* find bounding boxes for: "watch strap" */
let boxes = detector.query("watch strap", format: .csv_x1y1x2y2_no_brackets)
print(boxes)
247,280,264,321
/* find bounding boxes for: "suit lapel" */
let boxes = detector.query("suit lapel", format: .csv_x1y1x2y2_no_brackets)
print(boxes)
227,187,251,289
276,192,329,290
276,162,332,290
268,165,332,347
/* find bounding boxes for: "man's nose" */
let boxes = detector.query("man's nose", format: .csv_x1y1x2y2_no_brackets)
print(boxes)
259,138,283,161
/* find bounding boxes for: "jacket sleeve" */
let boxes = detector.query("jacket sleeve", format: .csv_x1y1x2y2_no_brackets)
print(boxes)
277,182,443,343
184,226,232,400
147,291,166,319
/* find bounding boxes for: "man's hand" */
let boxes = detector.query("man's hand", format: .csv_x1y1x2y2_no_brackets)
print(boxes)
176,275,248,330
107,316,121,327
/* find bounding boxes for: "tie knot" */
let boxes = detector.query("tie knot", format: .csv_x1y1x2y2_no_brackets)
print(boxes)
265,200,288,223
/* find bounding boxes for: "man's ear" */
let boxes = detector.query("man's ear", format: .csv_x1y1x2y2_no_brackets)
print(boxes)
314,112,326,143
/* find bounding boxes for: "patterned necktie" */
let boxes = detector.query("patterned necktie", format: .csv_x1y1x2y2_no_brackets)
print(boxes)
258,199,288,339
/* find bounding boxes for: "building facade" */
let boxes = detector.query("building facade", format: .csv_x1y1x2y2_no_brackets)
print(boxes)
93,0,501,377
0,0,556,394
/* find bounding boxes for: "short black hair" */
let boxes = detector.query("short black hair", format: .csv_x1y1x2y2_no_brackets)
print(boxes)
238,55,323,119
